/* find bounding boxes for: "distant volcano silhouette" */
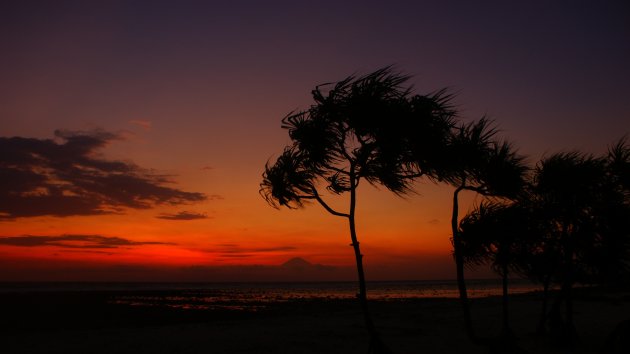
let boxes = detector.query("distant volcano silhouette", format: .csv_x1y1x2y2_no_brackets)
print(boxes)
281,257,313,269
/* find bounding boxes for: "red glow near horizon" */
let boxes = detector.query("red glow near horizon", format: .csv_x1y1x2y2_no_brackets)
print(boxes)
1,1,628,282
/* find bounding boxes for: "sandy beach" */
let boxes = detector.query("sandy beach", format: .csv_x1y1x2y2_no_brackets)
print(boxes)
1,285,629,354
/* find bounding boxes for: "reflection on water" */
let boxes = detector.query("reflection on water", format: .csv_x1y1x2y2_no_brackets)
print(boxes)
106,280,541,311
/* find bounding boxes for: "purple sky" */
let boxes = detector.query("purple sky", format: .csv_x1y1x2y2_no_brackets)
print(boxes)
1,0,629,281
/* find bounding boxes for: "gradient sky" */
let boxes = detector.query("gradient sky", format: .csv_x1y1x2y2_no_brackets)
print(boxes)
1,0,629,281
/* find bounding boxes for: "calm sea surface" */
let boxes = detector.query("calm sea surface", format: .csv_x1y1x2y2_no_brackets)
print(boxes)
0,280,541,311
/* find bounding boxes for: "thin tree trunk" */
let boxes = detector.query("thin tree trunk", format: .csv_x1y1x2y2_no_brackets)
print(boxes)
537,278,550,334
501,265,511,334
562,270,576,342
348,169,385,353
549,290,565,339
561,223,577,342
452,186,477,342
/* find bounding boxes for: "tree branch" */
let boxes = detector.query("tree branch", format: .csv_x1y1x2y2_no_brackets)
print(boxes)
323,164,351,176
462,185,488,195
311,187,349,218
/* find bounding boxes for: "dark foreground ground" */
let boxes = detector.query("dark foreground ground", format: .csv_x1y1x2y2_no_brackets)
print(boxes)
1,286,629,354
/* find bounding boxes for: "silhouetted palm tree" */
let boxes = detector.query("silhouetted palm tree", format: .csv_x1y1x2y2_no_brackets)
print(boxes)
531,151,608,342
607,136,630,193
261,68,455,353
513,141,630,338
596,137,630,282
441,119,527,342
459,201,531,336
510,197,562,335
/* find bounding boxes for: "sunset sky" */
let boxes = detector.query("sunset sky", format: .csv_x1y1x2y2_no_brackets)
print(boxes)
1,0,629,281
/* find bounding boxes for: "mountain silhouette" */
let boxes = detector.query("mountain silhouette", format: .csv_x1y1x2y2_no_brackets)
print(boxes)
281,257,313,269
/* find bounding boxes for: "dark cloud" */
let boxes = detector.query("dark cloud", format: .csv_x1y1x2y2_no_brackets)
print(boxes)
218,254,253,258
205,244,298,255
0,257,352,282
0,234,174,249
156,211,208,220
60,250,115,255
179,258,343,282
0,130,206,220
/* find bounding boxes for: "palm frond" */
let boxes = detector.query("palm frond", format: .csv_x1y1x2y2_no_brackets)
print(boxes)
260,147,316,208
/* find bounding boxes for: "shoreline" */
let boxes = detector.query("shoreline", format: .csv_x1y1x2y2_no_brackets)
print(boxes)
1,286,628,353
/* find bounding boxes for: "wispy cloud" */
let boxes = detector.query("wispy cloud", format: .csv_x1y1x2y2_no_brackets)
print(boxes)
0,234,174,249
0,130,206,220
129,120,152,130
156,211,208,220
427,218,440,225
59,249,116,255
207,244,297,254
201,244,298,259
175,258,343,281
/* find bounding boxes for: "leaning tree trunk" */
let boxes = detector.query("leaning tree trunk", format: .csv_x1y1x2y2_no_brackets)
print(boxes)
348,172,387,354
537,276,551,334
561,227,577,343
452,186,477,342
501,264,511,335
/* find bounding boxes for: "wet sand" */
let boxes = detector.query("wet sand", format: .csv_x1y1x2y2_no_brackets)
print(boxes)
1,286,628,353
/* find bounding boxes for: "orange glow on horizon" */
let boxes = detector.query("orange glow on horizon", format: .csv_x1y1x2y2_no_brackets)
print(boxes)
5,2,626,283
0,169,481,281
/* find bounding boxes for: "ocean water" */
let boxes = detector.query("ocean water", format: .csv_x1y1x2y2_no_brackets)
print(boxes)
0,280,541,311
